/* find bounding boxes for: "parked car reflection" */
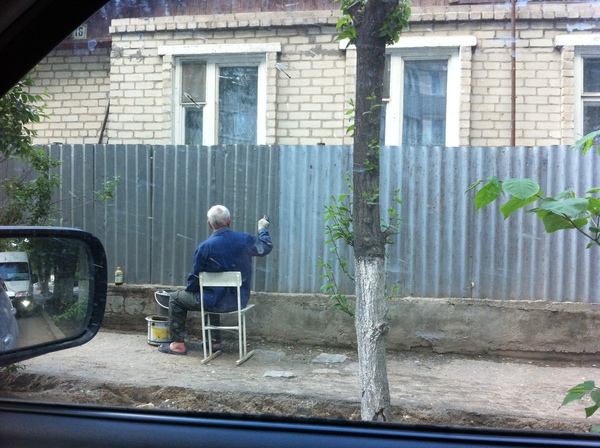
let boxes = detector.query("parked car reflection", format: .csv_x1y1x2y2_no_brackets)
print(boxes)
0,279,19,351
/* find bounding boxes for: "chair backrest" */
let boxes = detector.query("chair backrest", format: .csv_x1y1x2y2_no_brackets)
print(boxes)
199,271,242,288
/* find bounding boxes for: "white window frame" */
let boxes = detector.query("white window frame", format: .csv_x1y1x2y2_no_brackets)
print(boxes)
574,47,600,138
384,47,460,147
159,43,280,145
339,36,474,147
555,35,600,139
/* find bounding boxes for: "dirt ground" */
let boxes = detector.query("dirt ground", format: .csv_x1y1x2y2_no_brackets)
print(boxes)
1,330,599,433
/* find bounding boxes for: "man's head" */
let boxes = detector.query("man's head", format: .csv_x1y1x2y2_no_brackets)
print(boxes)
207,205,231,230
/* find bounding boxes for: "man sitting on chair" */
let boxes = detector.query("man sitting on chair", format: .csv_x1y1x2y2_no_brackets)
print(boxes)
159,205,273,356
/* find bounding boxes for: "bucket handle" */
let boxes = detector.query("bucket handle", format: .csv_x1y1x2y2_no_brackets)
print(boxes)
154,291,170,310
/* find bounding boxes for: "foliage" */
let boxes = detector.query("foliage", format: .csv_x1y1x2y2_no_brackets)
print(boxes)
0,149,61,226
318,179,403,317
0,363,25,377
335,0,411,47
561,381,600,433
0,74,61,225
467,130,600,249
0,76,48,158
95,174,121,201
0,74,121,226
319,187,356,316
53,298,87,323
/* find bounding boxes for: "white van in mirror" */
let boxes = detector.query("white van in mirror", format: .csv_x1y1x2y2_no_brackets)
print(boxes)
0,251,38,317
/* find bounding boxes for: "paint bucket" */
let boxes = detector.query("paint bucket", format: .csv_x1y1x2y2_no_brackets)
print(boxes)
145,315,171,346
154,290,172,317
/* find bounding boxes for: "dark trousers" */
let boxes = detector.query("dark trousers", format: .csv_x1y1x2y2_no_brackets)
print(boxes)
168,290,221,344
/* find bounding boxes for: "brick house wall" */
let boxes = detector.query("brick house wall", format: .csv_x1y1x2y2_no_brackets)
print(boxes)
28,2,600,147
29,47,111,144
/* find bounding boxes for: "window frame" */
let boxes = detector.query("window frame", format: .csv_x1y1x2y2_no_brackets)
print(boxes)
555,34,600,140
384,47,460,147
574,47,600,138
340,35,475,147
159,43,281,146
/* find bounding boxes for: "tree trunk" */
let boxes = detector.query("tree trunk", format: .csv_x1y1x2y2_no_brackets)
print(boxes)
355,256,390,420
351,0,396,421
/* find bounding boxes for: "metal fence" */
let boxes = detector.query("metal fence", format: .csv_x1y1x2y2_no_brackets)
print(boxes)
38,144,600,302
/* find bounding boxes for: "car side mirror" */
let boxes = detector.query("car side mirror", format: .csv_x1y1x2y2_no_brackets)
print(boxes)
0,227,107,366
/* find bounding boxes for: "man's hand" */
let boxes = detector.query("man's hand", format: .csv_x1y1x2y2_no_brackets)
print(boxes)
258,215,269,231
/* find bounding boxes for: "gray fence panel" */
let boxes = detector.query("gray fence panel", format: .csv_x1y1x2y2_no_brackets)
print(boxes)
48,144,94,229
278,145,354,294
87,144,153,284
150,145,280,288
343,145,600,302
44,143,600,302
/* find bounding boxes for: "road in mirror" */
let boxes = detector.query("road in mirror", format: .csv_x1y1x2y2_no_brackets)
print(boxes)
0,237,93,351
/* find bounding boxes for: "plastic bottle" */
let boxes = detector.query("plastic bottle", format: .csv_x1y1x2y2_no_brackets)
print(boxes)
115,267,124,285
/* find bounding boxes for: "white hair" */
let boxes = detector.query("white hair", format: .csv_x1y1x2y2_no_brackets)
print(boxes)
207,205,230,229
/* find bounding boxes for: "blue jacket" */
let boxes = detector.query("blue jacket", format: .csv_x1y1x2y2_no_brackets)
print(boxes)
185,227,273,312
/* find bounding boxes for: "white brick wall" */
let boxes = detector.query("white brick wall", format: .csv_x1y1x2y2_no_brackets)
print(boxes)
29,4,600,147
30,48,110,144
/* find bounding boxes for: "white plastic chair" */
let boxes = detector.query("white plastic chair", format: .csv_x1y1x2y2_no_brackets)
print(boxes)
198,271,255,366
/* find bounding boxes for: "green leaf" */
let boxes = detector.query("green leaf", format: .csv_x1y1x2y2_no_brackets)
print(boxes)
591,426,600,433
538,210,588,233
502,178,540,200
474,177,502,210
586,404,600,418
465,180,482,193
554,189,575,200
591,389,600,405
588,198,600,214
500,194,539,219
586,187,600,194
573,218,589,228
571,129,600,155
561,381,597,408
541,198,589,219
562,391,586,407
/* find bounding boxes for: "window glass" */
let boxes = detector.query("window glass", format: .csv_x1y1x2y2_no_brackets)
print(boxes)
185,107,204,145
583,57,600,93
0,263,29,281
402,59,447,146
5,0,600,438
218,66,258,145
583,57,600,134
182,61,206,104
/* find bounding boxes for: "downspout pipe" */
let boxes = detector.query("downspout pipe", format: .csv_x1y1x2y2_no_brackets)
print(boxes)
511,0,516,146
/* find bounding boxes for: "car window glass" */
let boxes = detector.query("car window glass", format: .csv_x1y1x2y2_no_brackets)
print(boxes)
3,0,600,435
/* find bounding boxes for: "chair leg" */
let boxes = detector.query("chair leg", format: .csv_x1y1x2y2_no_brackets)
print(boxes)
235,350,254,366
237,314,244,362
202,315,223,364
235,313,253,365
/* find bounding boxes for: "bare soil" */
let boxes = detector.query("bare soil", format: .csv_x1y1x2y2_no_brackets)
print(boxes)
0,331,598,433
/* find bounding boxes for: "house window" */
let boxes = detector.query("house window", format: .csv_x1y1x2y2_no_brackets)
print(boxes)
159,43,281,146
178,59,261,145
581,56,600,136
382,48,460,146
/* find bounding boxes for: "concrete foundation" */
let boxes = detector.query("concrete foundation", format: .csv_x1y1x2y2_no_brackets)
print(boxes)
105,284,600,358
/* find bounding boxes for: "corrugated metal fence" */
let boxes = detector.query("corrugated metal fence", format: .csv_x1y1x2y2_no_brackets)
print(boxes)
43,144,600,302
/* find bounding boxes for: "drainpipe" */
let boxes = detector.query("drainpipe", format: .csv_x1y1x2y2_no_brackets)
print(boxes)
99,102,110,144
511,0,516,146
